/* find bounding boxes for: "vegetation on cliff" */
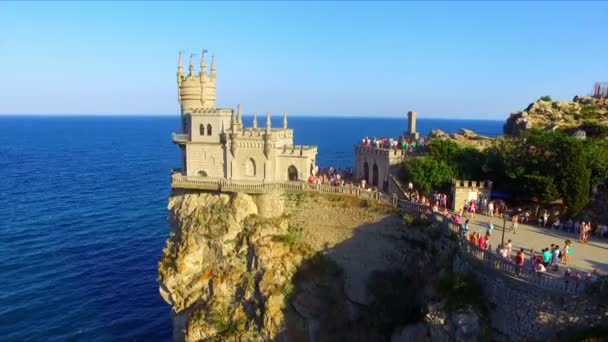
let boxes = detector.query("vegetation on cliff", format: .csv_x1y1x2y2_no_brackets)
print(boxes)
504,95,608,136
403,130,608,215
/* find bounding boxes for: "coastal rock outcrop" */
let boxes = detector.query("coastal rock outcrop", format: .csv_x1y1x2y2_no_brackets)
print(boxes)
504,96,608,136
428,128,493,149
158,190,435,341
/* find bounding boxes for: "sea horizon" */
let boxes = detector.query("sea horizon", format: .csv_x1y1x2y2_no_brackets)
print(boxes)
0,113,506,122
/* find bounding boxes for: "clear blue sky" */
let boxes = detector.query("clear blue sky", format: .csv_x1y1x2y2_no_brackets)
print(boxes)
1,1,607,119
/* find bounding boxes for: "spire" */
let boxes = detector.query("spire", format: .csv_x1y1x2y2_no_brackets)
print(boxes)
200,50,207,76
266,112,271,131
188,53,194,77
283,112,288,129
177,51,183,75
237,104,242,124
231,108,236,128
210,54,216,77
252,112,257,129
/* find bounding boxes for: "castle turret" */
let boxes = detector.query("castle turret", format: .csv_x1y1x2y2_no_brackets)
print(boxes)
177,51,183,76
264,112,272,158
252,112,257,129
210,54,216,78
237,104,243,126
200,51,207,77
188,54,194,77
177,52,183,105
283,112,288,129
200,52,207,106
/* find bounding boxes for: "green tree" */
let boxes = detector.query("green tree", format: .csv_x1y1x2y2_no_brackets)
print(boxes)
403,156,456,193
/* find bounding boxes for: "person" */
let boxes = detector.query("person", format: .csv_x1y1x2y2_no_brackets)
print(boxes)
488,201,494,217
408,181,413,190
552,218,561,230
536,262,547,274
543,211,549,228
511,215,519,233
506,239,513,259
470,231,478,245
542,248,552,267
463,219,470,237
486,221,494,236
479,234,486,249
515,249,525,276
499,244,509,259
552,245,561,271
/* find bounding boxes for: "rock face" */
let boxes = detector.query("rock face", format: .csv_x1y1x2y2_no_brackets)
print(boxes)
504,96,608,136
428,128,493,149
159,190,300,341
158,190,418,341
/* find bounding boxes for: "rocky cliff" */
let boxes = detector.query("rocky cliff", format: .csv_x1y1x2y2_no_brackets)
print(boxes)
427,128,494,150
158,190,488,341
504,96,608,136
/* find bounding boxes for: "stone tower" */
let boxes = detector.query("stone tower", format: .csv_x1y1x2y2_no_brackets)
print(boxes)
172,51,317,182
407,111,417,136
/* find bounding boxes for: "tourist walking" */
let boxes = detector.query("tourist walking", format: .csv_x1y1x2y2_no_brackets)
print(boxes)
486,221,494,236
562,240,572,265
510,215,519,233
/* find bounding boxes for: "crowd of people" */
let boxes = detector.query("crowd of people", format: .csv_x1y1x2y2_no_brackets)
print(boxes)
360,136,420,155
537,211,608,242
306,166,355,187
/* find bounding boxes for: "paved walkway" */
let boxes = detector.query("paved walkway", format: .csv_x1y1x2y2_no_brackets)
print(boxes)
463,213,608,276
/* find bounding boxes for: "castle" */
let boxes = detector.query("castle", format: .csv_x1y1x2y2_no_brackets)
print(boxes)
172,52,317,182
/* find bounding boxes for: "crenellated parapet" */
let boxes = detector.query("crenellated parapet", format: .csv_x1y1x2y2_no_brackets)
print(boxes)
450,179,493,211
452,179,493,189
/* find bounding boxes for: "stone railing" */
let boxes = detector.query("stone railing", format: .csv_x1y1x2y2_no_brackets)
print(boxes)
389,174,409,199
397,199,586,294
171,174,399,206
171,133,190,144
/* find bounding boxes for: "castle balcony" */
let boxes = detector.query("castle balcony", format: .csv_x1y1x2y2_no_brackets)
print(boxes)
172,133,190,145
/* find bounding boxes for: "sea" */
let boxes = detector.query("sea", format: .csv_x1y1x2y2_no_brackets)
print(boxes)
0,115,502,341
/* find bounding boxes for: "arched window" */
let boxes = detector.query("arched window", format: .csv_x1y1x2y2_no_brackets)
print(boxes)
207,124,212,136
199,124,205,136
245,158,256,177
372,163,379,187
198,170,208,177
288,165,298,181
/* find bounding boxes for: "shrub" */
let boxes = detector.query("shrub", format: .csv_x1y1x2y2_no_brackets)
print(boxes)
438,272,484,312
540,95,552,102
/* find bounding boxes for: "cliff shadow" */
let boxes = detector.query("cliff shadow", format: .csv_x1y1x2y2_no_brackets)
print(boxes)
276,210,441,342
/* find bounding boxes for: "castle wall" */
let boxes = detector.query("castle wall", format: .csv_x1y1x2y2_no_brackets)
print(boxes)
354,146,405,191
453,255,605,341
231,145,267,181
450,180,492,211
185,143,225,177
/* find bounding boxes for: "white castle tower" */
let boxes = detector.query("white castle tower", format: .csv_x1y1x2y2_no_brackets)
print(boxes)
172,51,317,182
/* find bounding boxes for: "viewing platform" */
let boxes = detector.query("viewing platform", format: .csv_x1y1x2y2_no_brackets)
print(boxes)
171,133,190,144
170,173,398,205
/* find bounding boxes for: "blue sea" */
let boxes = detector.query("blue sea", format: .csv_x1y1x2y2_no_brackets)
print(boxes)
0,116,502,341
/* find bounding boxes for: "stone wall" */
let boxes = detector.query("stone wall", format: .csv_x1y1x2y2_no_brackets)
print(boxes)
450,180,492,211
453,255,606,341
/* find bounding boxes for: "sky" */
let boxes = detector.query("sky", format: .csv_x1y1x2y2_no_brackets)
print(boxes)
0,1,607,119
